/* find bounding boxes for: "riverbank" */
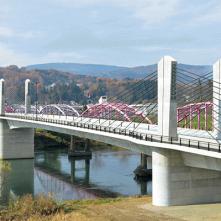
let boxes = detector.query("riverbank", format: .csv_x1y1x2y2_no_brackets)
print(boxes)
0,195,171,221
1,195,221,221
35,129,123,151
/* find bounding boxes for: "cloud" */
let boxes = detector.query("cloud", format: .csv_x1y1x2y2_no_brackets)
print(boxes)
43,51,85,62
0,27,13,37
117,0,180,24
137,46,173,52
0,45,85,66
53,0,181,24
0,26,40,39
195,2,221,24
53,0,221,25
0,44,30,66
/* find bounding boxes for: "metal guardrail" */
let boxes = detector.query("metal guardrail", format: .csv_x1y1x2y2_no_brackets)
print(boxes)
4,114,221,154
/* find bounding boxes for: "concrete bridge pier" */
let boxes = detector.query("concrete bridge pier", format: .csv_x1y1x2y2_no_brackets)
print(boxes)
70,135,76,152
152,149,221,206
0,79,34,159
84,139,91,152
134,154,152,178
68,136,92,157
84,159,90,184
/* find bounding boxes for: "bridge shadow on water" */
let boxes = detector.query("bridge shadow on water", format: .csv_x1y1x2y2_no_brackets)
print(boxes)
0,149,152,205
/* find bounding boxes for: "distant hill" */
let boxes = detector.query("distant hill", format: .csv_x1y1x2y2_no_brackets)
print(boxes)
26,63,212,79
26,63,126,78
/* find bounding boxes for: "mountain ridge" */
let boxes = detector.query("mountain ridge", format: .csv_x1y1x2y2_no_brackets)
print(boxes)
26,62,212,79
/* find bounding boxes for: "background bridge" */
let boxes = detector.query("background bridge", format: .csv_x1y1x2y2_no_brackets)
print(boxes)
1,56,221,207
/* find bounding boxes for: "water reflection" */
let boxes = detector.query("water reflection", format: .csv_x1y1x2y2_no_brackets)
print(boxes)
0,159,34,205
70,158,90,184
0,149,152,205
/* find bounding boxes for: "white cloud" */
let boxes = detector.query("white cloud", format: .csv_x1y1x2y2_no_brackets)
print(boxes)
54,0,221,25
0,44,31,66
44,51,84,62
137,46,172,52
53,0,103,7
0,26,40,39
54,0,181,24
195,2,221,23
117,0,180,24
0,45,85,66
0,27,14,37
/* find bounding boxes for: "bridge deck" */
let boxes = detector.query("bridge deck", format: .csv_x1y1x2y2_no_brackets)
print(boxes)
1,113,221,158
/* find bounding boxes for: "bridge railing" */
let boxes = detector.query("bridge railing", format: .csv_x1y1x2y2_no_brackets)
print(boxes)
4,113,221,154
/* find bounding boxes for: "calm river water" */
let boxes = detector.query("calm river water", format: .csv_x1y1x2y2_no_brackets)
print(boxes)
0,148,152,205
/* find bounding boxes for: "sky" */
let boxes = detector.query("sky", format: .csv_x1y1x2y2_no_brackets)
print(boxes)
0,0,221,67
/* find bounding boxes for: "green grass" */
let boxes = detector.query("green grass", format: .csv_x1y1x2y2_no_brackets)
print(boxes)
178,113,213,130
62,198,123,212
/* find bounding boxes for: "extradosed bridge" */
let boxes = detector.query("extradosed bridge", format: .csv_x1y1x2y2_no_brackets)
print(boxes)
1,56,221,206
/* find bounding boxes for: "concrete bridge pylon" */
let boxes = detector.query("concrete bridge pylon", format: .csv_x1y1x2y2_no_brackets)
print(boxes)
158,56,177,138
213,59,221,139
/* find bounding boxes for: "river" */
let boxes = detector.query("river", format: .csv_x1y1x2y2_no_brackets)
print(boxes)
0,148,152,205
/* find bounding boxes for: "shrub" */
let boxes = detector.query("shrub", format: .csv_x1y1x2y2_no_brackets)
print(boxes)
0,194,62,221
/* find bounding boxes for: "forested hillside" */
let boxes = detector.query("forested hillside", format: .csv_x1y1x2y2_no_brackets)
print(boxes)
1,65,155,105
1,65,211,106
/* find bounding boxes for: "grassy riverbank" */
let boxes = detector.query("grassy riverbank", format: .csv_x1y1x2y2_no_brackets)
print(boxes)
0,195,172,221
2,195,221,221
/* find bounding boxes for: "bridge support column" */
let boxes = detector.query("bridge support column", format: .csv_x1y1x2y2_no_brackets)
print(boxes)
134,154,152,178
213,59,221,139
0,120,34,159
25,79,31,114
68,137,92,157
152,149,221,206
84,159,90,184
70,135,76,151
84,139,91,152
141,153,147,168
158,56,177,138
0,79,34,159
